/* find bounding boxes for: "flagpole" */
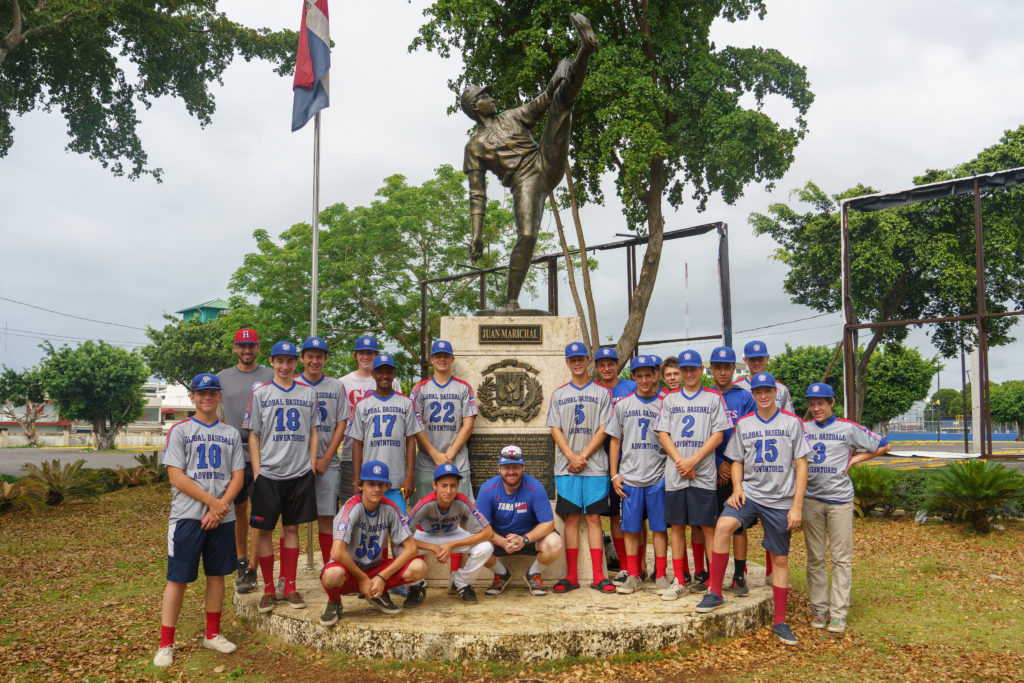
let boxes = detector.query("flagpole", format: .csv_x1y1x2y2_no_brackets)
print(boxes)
306,110,321,570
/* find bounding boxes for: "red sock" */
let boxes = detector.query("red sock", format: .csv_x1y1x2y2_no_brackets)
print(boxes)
673,558,688,581
159,625,175,648
709,551,730,597
691,541,705,573
766,552,773,577
258,554,275,594
625,554,640,577
654,556,667,579
773,585,789,624
612,537,627,565
205,612,221,640
280,545,299,595
279,536,285,560
450,553,463,572
565,548,579,584
590,548,605,582
318,533,333,565
320,568,343,602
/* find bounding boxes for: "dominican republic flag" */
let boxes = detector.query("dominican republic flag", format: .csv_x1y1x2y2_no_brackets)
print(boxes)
291,0,330,131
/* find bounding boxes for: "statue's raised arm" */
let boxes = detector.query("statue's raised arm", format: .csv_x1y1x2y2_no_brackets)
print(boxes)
460,13,597,314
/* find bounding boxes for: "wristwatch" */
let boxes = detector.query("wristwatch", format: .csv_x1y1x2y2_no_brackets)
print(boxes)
522,534,530,545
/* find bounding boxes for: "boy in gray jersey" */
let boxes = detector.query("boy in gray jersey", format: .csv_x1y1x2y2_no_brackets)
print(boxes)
245,341,321,614
547,342,614,593
318,461,428,623
696,372,808,647
155,374,244,668
349,353,422,515
606,355,669,594
655,350,730,599
404,462,493,605
803,382,889,633
297,337,350,566
410,340,478,504
217,328,273,594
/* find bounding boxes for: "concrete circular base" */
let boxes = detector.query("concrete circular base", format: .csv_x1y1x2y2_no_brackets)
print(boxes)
234,564,773,663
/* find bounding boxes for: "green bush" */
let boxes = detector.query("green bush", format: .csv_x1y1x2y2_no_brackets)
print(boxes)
0,473,16,484
924,459,1024,533
850,466,897,516
20,459,100,505
86,467,123,493
134,451,167,482
886,469,933,515
0,479,44,514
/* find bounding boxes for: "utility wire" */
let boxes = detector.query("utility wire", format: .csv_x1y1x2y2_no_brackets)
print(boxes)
0,296,147,331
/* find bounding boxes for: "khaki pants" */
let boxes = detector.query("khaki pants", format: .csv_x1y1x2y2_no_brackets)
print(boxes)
802,498,854,620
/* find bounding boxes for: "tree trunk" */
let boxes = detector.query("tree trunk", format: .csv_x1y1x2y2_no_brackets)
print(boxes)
1016,421,1023,441
852,329,885,422
564,171,600,349
968,509,990,534
549,191,592,346
93,418,115,450
615,159,665,361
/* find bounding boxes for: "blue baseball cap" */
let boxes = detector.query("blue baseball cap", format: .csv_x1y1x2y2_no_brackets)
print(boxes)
710,346,737,364
372,354,395,370
749,372,776,389
595,347,618,361
433,462,463,481
565,342,588,359
354,336,379,352
270,341,298,358
677,350,702,367
651,355,663,367
499,444,525,465
805,382,835,399
431,340,454,356
301,336,328,353
360,460,391,484
630,355,657,371
743,340,769,358
190,373,222,391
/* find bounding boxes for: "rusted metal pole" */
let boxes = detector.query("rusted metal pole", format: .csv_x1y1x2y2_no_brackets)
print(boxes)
420,281,429,381
960,333,970,453
479,272,486,311
547,257,558,315
840,201,858,420
625,244,634,314
718,223,733,349
974,178,992,458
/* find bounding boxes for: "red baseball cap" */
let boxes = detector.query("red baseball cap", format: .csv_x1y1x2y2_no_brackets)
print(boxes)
234,328,259,344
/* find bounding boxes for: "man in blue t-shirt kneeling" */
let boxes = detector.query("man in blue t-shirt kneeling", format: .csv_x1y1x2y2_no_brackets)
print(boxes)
475,445,563,597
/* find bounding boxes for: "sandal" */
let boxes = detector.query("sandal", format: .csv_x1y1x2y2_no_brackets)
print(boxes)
590,578,616,593
552,578,580,593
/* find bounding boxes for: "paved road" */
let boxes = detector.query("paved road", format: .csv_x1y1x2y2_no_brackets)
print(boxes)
870,440,1024,472
0,447,158,476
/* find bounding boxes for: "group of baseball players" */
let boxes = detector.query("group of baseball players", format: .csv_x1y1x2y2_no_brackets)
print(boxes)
154,328,890,667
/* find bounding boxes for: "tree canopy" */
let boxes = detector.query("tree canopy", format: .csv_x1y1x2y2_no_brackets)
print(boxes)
142,314,236,389
990,380,1024,441
226,164,553,380
750,125,1024,420
0,365,47,445
413,1,812,359
38,340,148,450
931,387,964,419
1,1,297,180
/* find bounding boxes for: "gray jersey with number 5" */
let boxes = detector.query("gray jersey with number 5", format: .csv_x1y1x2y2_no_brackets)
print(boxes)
546,381,613,477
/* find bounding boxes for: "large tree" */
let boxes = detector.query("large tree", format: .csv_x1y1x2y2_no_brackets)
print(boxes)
0,365,46,446
768,342,938,428
751,126,1024,421
227,164,554,380
931,387,964,419
1,1,296,180
142,314,236,388
39,340,148,450
990,380,1024,441
412,0,812,360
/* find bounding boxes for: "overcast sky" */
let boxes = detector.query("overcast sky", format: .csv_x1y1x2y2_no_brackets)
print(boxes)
3,0,1024,394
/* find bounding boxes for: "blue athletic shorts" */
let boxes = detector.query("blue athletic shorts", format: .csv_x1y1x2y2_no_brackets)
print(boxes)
665,487,718,528
554,475,610,515
384,488,407,515
620,480,666,533
719,497,792,556
166,519,236,583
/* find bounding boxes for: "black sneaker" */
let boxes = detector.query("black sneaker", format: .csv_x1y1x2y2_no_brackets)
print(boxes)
457,584,478,604
690,570,709,594
235,568,257,594
367,592,402,615
732,575,749,597
404,582,426,607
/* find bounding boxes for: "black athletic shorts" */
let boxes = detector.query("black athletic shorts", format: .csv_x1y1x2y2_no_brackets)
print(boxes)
556,494,610,516
250,470,317,529
233,461,255,505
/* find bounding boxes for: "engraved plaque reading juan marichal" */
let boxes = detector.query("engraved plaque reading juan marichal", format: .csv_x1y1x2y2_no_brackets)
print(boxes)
478,324,543,345
467,432,555,497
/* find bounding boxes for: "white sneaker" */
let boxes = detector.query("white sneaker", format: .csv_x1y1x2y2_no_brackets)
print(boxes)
153,646,174,667
661,578,686,601
203,634,238,654
654,575,671,591
617,575,642,594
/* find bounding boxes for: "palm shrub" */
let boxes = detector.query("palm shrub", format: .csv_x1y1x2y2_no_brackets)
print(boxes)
0,479,44,513
117,464,155,487
20,459,100,506
924,459,1024,533
135,451,167,482
849,465,898,517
